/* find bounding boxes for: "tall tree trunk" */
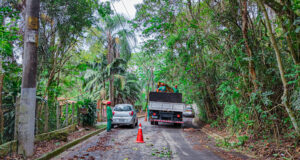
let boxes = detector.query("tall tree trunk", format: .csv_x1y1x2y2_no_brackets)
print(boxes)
242,0,258,91
101,80,105,121
0,11,5,144
107,32,114,106
56,102,60,129
43,101,48,132
18,0,40,156
145,69,152,111
109,76,114,106
279,17,300,86
0,61,4,144
257,0,299,135
277,16,299,65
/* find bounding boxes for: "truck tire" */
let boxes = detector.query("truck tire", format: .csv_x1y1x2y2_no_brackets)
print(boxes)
174,123,182,128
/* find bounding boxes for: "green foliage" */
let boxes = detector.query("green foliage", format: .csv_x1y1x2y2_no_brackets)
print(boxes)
216,135,248,148
133,0,300,144
78,99,97,127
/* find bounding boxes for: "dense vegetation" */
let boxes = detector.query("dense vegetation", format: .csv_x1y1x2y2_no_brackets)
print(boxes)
0,0,141,144
131,0,300,148
0,0,299,158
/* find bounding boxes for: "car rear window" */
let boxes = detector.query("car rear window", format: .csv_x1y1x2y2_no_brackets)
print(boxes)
186,106,192,109
114,105,132,111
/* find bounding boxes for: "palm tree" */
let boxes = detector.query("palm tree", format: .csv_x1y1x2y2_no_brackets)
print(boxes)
84,56,127,101
93,14,136,106
114,73,142,105
84,54,108,100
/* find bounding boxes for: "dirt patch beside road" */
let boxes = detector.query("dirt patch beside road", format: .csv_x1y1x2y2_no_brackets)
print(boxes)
183,127,253,160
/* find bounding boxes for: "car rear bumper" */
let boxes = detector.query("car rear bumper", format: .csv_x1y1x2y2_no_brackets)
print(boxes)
183,112,194,117
112,117,135,125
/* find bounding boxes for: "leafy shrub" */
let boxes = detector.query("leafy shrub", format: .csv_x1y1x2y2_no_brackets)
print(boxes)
78,99,97,126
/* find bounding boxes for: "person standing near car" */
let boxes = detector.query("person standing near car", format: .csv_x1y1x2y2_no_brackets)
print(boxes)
106,101,113,132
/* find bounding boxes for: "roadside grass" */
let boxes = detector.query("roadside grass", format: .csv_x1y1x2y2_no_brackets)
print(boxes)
95,124,107,129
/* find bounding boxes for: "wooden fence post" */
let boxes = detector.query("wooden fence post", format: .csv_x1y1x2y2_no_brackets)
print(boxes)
56,102,60,129
72,103,75,124
77,103,80,126
35,101,40,135
14,97,20,140
65,103,68,127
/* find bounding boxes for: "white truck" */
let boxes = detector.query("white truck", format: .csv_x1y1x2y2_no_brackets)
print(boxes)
148,92,185,127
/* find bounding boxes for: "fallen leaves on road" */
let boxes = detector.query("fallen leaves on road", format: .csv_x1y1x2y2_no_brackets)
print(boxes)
132,147,138,151
183,128,197,132
1,127,96,160
86,133,113,152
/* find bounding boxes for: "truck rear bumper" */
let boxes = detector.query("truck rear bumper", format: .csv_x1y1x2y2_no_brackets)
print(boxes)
150,119,184,124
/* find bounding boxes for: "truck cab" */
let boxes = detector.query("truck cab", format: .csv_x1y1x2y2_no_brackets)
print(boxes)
148,92,184,127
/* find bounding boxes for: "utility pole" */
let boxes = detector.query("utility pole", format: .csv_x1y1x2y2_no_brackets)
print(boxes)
18,0,40,156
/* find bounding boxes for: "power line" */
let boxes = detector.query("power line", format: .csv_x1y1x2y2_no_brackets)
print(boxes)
111,1,177,91
111,1,137,51
121,0,131,19
116,1,172,82
110,2,149,69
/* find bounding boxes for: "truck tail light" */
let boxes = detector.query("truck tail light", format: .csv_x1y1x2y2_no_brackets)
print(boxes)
177,114,181,118
153,112,156,116
113,111,115,116
129,111,134,116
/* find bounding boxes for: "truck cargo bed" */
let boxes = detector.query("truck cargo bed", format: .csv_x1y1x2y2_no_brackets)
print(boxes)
149,101,185,112
149,92,182,103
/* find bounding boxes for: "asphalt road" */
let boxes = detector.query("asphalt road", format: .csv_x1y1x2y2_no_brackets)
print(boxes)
54,118,229,160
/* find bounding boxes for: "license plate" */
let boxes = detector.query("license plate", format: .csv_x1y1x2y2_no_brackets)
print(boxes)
152,116,158,118
119,119,125,122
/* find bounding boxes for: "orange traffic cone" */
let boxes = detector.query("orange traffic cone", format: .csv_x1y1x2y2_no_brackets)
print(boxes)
136,123,145,143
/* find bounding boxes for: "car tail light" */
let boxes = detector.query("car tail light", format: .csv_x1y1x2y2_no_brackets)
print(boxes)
113,111,115,116
177,114,181,118
153,112,156,116
129,111,134,116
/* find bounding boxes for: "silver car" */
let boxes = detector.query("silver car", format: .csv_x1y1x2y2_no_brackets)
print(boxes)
112,104,138,128
183,105,195,118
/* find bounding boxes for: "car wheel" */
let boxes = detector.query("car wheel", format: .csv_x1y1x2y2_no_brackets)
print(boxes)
155,121,159,125
135,120,138,126
131,123,135,128
150,121,154,125
111,124,115,128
